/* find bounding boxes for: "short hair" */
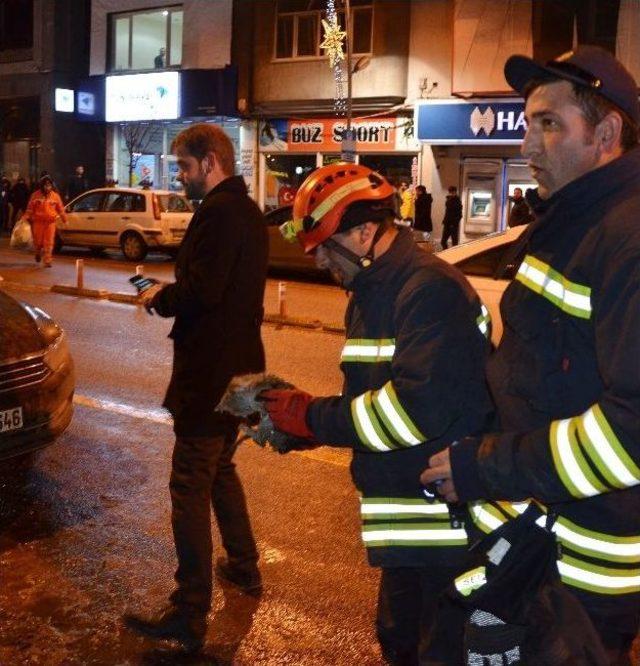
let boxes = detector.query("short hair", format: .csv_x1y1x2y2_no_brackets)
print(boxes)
514,187,523,195
171,123,235,176
524,77,639,152
448,186,457,193
416,185,426,194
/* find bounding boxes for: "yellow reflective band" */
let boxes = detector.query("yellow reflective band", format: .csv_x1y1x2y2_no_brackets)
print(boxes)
476,304,492,339
361,498,450,518
558,555,640,595
550,405,640,498
341,338,396,363
455,566,487,597
373,381,424,446
351,392,393,451
516,255,592,319
362,524,468,547
310,177,374,225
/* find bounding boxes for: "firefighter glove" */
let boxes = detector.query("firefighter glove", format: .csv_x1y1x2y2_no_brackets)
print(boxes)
260,389,315,439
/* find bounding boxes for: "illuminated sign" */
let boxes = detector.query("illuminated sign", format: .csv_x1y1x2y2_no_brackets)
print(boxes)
55,88,74,113
77,91,95,116
415,99,526,144
105,72,180,122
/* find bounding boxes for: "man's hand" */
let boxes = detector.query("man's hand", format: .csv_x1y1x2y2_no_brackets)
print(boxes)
260,389,314,439
420,448,459,503
139,283,164,314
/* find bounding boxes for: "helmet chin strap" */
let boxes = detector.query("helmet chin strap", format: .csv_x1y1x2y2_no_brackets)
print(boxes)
323,224,387,269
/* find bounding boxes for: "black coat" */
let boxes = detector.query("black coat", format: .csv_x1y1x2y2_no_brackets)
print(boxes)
443,194,462,226
152,176,268,436
413,191,433,232
508,197,533,227
66,175,89,201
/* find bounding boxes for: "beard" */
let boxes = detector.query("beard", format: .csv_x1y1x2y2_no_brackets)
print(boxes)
184,168,208,200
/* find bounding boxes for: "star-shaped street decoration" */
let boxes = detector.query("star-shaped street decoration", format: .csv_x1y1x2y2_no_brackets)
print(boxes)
320,17,347,68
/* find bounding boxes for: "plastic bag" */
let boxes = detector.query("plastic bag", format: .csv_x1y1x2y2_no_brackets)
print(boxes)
10,218,33,250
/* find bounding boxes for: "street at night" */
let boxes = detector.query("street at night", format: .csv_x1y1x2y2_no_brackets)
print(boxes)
0,244,382,665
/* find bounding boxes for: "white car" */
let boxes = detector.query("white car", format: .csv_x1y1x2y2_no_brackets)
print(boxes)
439,225,528,344
56,188,193,261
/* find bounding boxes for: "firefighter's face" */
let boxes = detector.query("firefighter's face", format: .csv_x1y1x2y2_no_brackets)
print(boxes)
522,80,603,199
315,226,370,289
175,147,210,200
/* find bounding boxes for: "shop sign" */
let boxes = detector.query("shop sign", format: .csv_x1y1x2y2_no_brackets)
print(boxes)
55,88,74,113
105,72,180,122
259,118,408,152
415,99,526,145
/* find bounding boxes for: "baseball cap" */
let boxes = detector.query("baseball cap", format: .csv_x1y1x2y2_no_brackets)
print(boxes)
504,45,640,124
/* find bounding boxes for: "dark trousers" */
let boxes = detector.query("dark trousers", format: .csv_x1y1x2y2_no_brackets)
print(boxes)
376,567,465,666
168,431,258,616
441,223,459,249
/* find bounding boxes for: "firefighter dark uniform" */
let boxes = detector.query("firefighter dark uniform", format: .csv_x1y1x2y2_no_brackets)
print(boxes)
451,145,640,658
307,229,493,663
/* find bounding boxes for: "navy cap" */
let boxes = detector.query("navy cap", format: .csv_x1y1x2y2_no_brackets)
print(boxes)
505,45,640,124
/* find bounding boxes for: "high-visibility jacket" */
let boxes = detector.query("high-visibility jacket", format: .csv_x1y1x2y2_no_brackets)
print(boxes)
25,190,65,226
308,229,493,567
451,147,640,616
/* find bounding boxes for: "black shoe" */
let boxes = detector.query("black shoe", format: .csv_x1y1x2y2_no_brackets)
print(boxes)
215,558,263,597
35,253,41,263
123,606,206,651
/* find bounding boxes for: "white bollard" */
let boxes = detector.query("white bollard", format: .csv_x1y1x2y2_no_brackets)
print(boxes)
75,259,84,289
135,264,143,276
278,281,287,317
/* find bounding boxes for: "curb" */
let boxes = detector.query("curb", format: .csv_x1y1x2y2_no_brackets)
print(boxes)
0,279,346,335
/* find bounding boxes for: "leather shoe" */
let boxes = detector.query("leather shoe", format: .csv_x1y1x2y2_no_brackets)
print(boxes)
215,558,263,597
123,606,206,651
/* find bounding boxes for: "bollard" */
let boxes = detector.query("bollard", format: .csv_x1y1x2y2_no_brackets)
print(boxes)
135,264,143,276
75,259,84,289
278,281,287,318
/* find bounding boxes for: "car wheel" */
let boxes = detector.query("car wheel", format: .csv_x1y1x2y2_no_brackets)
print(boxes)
53,231,63,254
120,232,148,262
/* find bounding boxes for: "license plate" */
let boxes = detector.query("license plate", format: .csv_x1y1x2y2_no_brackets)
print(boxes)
0,407,23,433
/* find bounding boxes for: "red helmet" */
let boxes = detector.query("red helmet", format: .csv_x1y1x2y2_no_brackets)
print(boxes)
288,163,395,253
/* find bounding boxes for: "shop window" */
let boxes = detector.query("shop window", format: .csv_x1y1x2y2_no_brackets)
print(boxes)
264,154,316,211
110,6,183,72
0,0,33,51
275,0,372,61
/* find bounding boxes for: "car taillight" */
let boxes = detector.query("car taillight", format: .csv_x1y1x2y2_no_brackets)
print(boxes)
152,193,161,220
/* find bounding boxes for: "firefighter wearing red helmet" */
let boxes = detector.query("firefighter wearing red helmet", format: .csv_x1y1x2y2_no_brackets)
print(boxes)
263,163,494,664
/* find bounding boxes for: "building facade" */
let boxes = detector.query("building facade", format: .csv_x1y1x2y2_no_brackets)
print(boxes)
0,0,105,192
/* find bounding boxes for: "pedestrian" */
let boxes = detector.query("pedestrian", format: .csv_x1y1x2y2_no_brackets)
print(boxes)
441,186,462,249
21,175,67,267
8,176,30,230
421,45,640,664
154,46,166,68
413,184,433,233
123,123,268,652
65,165,89,203
0,175,11,231
507,186,533,227
262,163,493,665
399,180,414,222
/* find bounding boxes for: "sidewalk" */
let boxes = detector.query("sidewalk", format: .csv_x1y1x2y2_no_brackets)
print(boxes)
0,239,348,332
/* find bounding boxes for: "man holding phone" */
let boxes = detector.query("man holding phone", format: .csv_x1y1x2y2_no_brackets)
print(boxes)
124,124,268,652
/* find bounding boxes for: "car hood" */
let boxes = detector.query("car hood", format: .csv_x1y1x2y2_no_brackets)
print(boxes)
0,291,44,360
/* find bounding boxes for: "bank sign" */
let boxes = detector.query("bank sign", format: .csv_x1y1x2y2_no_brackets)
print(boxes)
415,99,526,145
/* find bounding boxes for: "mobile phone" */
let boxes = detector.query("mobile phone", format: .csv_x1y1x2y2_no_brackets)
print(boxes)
129,274,159,294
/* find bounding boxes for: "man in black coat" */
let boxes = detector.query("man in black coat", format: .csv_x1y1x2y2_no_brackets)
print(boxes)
65,165,89,203
507,187,533,227
125,124,268,652
413,184,433,233
441,186,463,249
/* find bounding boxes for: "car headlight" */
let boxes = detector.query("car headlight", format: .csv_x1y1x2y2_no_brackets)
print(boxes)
44,331,70,372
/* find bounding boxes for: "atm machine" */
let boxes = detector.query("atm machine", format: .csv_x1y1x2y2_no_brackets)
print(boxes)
461,159,503,241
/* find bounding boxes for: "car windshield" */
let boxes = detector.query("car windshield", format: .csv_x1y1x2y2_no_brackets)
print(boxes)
157,194,193,213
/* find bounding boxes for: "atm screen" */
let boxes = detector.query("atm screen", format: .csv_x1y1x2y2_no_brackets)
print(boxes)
470,191,492,218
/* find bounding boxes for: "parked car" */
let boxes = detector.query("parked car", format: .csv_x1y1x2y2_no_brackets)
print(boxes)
56,188,194,261
0,290,74,460
439,224,528,344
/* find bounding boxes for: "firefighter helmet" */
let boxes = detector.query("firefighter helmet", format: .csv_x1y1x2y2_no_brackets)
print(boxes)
284,163,395,253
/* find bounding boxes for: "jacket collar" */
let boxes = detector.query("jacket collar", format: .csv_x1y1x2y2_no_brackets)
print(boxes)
352,229,415,292
526,146,640,222
203,175,247,202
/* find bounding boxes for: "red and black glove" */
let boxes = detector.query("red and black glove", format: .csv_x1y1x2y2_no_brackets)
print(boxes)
260,389,315,439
